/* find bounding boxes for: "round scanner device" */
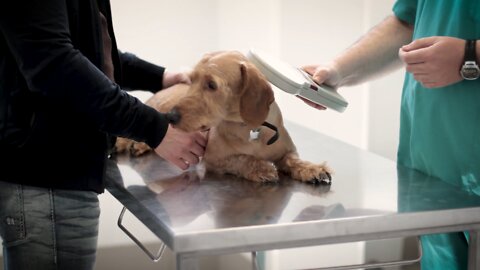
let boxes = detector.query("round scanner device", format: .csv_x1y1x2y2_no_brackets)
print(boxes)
247,48,348,113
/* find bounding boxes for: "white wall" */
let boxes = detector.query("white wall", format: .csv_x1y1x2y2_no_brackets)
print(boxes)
96,0,405,269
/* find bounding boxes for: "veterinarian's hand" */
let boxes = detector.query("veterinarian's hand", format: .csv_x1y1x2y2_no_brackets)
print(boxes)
154,125,207,170
399,36,464,88
162,71,191,89
299,65,341,110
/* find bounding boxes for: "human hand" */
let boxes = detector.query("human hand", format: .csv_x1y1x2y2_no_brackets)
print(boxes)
299,65,341,110
398,36,465,88
154,125,207,170
162,71,191,89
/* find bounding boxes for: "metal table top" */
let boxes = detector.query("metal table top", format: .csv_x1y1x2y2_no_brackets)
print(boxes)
105,121,480,256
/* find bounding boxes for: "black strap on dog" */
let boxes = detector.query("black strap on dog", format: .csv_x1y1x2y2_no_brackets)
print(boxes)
262,121,279,145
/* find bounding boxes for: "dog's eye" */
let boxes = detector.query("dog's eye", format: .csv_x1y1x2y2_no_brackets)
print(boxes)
206,80,217,91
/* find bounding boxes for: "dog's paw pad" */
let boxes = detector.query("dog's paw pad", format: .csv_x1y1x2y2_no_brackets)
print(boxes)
308,172,332,185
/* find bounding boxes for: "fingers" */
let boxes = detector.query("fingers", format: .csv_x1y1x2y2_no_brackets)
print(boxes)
172,158,190,170
192,131,208,148
154,126,207,170
176,132,206,168
299,65,337,111
301,65,330,85
163,71,191,89
188,140,205,158
399,37,438,65
177,73,191,85
181,152,200,166
302,65,317,76
296,96,327,110
166,148,201,171
404,62,428,74
399,47,428,64
183,131,207,159
401,37,436,52
399,36,465,88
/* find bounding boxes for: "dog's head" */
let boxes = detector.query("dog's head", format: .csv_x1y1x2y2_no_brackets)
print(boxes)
167,51,274,132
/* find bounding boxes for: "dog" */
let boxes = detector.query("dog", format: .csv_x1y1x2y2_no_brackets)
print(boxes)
115,51,332,184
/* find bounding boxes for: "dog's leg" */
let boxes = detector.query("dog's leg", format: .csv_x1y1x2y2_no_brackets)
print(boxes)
114,137,133,154
130,141,152,156
114,137,151,157
275,152,333,184
206,154,279,182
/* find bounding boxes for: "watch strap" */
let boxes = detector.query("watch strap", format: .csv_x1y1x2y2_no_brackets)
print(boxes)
464,40,477,62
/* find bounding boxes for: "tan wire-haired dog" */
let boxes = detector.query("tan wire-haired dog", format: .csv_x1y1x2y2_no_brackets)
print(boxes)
115,51,332,183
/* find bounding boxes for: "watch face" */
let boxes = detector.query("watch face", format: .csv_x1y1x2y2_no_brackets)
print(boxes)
461,62,480,80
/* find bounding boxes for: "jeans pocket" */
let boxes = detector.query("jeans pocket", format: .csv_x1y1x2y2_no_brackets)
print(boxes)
0,181,27,246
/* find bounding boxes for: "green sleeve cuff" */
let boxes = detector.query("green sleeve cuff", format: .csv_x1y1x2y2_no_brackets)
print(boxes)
392,0,417,25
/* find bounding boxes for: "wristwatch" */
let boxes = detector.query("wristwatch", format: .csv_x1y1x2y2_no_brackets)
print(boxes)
460,39,480,80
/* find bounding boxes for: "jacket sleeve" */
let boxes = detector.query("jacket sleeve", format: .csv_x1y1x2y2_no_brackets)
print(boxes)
0,0,168,148
119,51,166,93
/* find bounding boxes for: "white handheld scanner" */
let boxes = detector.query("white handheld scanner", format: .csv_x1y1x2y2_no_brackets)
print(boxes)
247,48,348,113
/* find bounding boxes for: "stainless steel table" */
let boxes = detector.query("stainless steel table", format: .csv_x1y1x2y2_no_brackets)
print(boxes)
105,121,480,270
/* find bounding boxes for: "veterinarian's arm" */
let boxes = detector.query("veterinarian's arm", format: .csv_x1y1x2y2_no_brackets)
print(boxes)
303,15,413,88
0,0,169,149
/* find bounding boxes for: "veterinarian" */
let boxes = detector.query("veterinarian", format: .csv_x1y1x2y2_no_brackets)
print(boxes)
0,0,207,269
301,0,479,269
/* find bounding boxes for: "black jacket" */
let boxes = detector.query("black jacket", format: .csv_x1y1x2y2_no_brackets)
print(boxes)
0,0,170,193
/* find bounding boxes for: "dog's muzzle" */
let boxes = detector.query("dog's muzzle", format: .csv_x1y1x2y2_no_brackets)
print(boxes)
166,108,181,125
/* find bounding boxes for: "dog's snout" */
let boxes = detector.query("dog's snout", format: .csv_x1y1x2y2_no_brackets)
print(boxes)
166,107,181,125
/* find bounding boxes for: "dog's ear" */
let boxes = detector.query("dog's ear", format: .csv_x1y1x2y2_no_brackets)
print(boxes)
239,62,274,127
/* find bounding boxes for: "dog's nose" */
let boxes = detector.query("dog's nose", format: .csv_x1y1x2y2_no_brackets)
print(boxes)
166,107,181,125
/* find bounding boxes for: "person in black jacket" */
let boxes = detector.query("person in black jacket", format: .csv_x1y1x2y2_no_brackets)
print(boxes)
0,0,207,269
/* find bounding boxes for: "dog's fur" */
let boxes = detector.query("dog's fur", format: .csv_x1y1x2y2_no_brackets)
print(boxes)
115,51,332,183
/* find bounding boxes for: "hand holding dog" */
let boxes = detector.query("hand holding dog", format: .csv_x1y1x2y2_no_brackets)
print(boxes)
163,71,191,89
399,36,464,88
154,125,207,170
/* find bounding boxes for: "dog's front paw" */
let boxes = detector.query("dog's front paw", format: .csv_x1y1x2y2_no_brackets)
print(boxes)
130,142,152,157
114,137,133,154
291,162,333,184
277,153,333,184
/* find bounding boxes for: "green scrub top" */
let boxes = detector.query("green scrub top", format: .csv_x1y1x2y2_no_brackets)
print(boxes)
393,0,480,269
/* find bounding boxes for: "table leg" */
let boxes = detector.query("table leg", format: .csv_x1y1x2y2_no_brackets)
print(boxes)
252,251,259,270
176,253,199,270
469,230,480,270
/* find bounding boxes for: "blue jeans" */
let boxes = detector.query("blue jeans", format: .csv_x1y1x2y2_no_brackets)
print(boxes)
0,180,100,270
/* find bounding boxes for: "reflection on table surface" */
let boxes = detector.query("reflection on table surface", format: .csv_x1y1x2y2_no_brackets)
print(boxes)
397,165,480,212
108,152,348,232
105,121,480,251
